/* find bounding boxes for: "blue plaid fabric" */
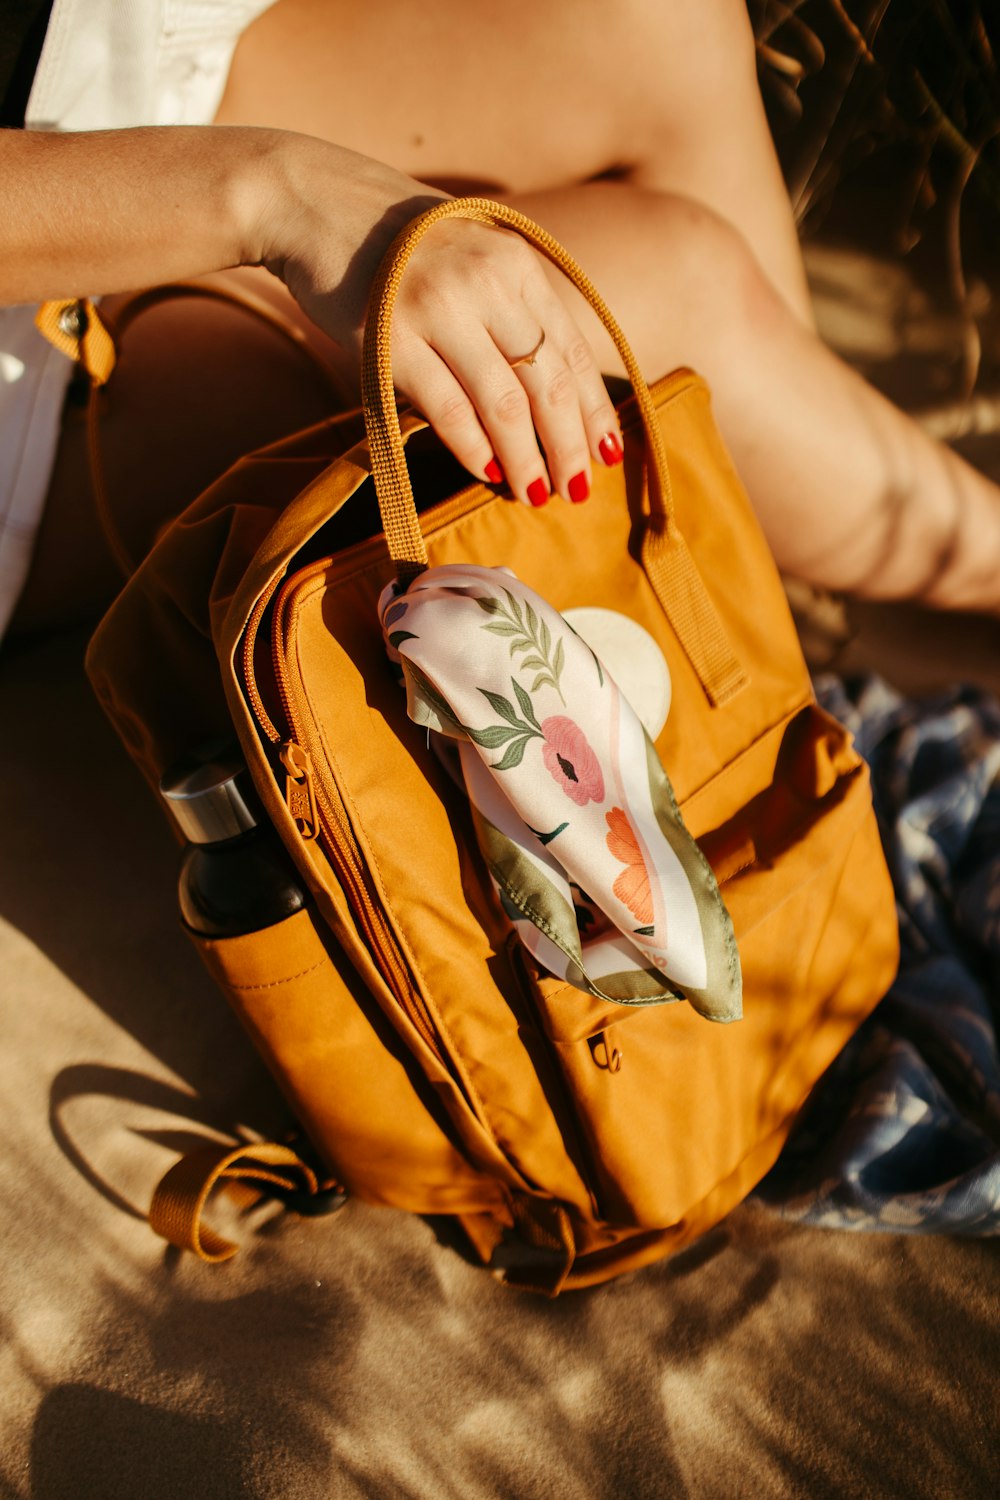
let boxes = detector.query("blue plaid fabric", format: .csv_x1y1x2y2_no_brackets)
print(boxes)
756,675,1000,1234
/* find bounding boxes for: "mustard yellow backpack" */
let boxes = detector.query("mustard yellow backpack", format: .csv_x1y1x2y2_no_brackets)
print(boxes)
82,201,899,1293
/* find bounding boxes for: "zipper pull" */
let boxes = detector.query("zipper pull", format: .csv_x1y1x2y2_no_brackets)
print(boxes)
279,741,318,840
590,1031,623,1074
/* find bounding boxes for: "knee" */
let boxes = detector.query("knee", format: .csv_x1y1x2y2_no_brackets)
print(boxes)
633,194,780,375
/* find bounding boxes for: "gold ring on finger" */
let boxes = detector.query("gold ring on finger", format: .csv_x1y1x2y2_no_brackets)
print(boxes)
506,329,546,369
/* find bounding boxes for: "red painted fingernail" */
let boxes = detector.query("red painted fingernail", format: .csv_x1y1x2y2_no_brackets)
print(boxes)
568,471,590,504
485,457,504,484
527,477,549,508
599,432,624,466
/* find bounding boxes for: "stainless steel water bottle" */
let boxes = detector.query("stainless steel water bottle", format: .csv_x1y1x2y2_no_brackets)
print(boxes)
160,754,309,937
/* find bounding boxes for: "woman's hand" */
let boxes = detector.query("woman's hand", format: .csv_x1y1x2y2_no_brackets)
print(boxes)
251,133,624,505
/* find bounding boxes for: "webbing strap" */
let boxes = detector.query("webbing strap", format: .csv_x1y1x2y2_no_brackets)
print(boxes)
360,197,746,706
642,525,749,706
506,1197,576,1297
149,1141,319,1263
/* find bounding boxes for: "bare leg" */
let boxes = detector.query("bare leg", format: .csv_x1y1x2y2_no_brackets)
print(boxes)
216,0,813,324
500,182,1000,612
14,0,1000,626
215,0,1000,613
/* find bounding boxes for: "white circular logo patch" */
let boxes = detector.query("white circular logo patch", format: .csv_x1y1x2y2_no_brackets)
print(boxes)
562,607,672,739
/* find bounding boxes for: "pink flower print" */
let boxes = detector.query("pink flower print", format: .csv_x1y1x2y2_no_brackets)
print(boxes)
540,716,605,806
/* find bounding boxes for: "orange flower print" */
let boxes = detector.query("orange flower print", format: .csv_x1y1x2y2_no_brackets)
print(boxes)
605,807,654,925
540,716,605,806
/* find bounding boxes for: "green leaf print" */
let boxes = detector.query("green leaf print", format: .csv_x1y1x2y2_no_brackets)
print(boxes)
474,590,566,703
464,724,525,749
463,679,548,769
505,590,524,626
491,736,532,771
513,679,540,730
527,821,569,845
479,689,522,725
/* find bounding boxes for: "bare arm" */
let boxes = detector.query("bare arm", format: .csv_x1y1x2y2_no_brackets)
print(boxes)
0,126,621,504
0,126,429,334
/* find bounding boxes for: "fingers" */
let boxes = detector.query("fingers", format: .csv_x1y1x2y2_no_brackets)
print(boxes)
408,327,556,507
492,320,590,506
393,342,502,488
392,222,624,507
498,283,624,503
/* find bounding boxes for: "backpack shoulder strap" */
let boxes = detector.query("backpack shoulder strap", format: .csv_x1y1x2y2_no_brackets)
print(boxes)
149,1139,345,1262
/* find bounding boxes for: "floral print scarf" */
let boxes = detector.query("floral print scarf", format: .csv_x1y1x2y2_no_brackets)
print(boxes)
379,565,741,1023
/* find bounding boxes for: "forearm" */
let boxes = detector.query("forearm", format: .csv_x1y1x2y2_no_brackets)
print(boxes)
0,125,435,339
1,126,618,510
1,125,264,301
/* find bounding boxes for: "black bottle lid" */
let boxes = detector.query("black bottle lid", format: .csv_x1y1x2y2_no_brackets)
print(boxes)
160,756,258,844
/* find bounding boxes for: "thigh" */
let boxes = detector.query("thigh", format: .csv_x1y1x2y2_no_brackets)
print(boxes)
215,0,625,191
216,0,810,319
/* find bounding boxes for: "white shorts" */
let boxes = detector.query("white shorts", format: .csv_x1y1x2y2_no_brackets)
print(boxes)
0,0,278,638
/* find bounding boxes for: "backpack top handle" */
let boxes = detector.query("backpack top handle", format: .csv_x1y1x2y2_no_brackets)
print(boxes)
360,197,747,708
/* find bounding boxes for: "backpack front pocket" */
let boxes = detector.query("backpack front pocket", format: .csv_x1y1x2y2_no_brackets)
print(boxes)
516,716,899,1230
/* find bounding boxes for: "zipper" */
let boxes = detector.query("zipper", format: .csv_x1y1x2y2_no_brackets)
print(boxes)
240,567,442,1060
